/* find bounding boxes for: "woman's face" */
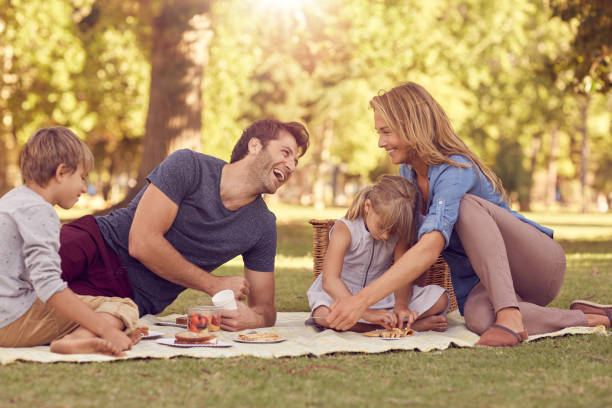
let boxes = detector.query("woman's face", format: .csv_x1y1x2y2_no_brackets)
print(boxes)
374,110,410,165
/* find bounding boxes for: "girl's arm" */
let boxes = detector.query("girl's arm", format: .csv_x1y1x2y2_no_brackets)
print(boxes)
328,231,444,331
392,240,417,328
321,221,354,300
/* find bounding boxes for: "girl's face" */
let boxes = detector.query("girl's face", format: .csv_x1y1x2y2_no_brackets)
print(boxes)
374,110,410,165
364,199,390,241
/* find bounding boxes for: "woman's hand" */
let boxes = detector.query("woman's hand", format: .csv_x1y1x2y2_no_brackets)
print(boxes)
362,309,396,329
394,305,418,329
327,295,369,331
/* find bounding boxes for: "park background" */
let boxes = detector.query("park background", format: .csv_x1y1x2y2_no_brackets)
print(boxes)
1,0,611,215
1,1,611,407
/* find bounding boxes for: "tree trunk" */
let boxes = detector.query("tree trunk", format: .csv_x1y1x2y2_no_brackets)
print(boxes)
545,124,559,207
102,0,212,212
579,94,591,213
526,133,542,211
313,119,333,211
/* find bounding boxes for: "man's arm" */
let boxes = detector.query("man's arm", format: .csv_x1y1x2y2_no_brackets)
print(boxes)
128,183,249,298
219,267,276,331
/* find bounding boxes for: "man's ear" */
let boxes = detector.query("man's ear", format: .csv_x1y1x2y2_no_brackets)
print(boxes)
247,137,262,154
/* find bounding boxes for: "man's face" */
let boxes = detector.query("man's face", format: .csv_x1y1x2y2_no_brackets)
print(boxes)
253,130,299,194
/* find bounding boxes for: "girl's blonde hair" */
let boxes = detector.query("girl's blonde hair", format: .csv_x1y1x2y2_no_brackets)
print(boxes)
370,82,506,200
346,175,420,247
19,126,94,186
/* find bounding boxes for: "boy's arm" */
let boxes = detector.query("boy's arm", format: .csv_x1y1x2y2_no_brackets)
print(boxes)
321,221,354,300
46,288,133,351
128,184,249,298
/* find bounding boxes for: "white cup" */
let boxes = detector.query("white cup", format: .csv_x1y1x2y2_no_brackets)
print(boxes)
212,289,238,310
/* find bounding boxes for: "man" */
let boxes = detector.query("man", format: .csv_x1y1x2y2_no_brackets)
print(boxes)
59,119,309,331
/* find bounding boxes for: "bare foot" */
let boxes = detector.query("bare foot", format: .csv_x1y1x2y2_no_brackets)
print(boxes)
129,330,144,345
584,313,611,328
411,315,447,332
495,308,525,334
50,338,125,356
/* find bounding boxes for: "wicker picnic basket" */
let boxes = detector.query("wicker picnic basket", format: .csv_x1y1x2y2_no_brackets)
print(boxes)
309,219,458,312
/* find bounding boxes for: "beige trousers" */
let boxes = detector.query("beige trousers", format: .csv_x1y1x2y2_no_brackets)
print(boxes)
0,295,139,347
455,195,587,335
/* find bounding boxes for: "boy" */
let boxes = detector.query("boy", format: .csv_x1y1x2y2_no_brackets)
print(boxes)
0,127,140,355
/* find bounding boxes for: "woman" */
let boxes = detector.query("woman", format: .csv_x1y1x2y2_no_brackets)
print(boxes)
325,82,611,346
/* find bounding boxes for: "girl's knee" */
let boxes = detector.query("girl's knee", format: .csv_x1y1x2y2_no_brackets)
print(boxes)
463,306,494,335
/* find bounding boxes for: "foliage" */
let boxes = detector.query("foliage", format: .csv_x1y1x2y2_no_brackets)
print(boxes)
550,0,612,93
1,0,611,208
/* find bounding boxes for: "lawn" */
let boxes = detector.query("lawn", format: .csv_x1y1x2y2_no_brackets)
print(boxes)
1,205,611,408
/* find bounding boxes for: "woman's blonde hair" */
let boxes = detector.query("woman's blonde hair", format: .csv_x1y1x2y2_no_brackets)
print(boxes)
19,126,94,186
370,82,506,199
346,175,420,247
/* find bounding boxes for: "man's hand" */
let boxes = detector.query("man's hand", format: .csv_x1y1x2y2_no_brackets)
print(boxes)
362,309,396,329
393,305,418,329
212,276,250,300
219,301,264,332
327,295,369,331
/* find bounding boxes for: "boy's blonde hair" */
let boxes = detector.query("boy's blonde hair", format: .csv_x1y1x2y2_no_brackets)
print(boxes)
19,126,94,186
370,82,506,200
346,175,420,247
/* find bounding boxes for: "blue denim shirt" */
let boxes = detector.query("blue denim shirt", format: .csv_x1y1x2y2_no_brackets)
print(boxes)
399,155,553,314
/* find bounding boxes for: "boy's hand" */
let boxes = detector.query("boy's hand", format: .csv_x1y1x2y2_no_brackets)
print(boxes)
394,305,418,329
101,327,133,355
362,309,397,330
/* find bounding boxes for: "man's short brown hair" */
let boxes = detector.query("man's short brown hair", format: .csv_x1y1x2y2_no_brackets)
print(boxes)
230,119,309,163
19,126,94,186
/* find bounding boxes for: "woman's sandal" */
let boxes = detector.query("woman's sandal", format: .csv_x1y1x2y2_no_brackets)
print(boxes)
570,300,612,328
475,324,528,347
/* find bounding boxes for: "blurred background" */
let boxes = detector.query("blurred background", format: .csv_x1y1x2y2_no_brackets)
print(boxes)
1,0,610,215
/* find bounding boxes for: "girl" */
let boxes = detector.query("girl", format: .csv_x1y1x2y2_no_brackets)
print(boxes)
307,175,449,332
324,82,610,346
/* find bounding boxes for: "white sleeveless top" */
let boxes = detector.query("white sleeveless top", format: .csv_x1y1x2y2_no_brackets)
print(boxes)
307,217,398,310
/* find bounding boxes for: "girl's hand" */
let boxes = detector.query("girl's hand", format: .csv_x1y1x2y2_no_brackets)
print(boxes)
362,309,397,329
327,295,369,331
394,305,418,329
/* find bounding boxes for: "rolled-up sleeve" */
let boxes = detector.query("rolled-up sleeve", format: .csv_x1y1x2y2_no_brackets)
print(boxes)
416,164,478,249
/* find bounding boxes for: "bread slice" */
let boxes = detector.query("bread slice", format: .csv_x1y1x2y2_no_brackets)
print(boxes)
174,330,217,344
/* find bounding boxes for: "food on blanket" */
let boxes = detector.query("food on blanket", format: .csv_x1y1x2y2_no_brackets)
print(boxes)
175,316,188,325
174,330,218,344
237,332,282,342
133,326,149,336
187,306,222,333
363,327,414,338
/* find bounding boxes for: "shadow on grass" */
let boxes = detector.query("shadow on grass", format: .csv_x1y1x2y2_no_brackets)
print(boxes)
558,239,612,254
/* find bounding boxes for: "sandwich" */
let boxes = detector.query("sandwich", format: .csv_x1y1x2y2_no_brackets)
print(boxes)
174,330,217,344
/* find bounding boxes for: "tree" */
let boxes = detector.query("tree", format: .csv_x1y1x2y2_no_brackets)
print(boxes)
550,0,612,93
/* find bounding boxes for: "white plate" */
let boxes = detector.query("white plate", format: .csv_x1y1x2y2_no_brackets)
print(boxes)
233,335,287,344
141,330,164,340
156,338,232,348
154,321,187,329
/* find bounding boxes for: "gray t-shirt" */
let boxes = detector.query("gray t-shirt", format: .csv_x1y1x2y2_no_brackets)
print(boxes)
0,186,67,327
97,149,277,315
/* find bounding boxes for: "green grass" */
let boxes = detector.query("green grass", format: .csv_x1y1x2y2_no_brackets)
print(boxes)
1,206,611,408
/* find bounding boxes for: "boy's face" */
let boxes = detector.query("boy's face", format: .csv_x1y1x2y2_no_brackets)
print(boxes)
56,164,88,209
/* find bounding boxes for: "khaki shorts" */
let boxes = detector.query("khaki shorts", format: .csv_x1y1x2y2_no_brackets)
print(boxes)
0,295,139,347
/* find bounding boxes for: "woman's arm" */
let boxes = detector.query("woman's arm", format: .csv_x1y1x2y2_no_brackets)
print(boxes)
327,231,444,331
321,221,354,300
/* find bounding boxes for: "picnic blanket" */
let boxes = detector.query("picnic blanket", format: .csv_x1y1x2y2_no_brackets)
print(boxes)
0,311,606,365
